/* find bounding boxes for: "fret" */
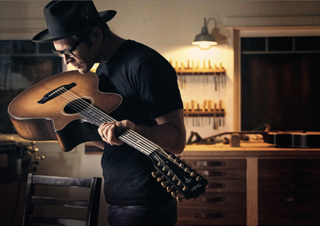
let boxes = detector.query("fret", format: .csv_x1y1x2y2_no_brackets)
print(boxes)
79,104,160,156
117,128,160,155
9,70,208,201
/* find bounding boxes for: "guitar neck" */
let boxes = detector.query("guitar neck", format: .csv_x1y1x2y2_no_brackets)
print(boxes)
77,95,208,201
79,107,161,156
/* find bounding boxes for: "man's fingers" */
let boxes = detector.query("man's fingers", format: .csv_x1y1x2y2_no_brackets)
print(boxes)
98,122,124,146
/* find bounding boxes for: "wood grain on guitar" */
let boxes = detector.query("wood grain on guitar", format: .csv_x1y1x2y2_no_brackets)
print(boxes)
8,70,208,200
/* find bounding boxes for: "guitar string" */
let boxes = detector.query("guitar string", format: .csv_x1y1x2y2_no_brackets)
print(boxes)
43,86,192,194
55,87,169,158
59,89,172,164
61,92,156,156
60,88,158,155
57,90,188,194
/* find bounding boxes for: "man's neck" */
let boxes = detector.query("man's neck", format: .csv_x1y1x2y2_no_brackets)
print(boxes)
99,31,126,64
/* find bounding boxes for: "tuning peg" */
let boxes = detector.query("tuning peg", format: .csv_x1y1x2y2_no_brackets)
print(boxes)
176,196,183,202
177,181,182,186
182,186,188,191
36,155,45,160
167,171,173,176
184,167,191,173
166,186,173,192
173,159,179,164
172,176,177,181
190,172,196,177
168,154,175,159
161,181,169,187
162,166,167,172
151,171,159,178
171,191,179,198
157,176,164,182
179,163,184,168
196,176,202,181
27,146,38,152
157,162,162,167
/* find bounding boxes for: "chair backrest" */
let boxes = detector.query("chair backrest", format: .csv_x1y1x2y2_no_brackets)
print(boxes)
23,173,102,226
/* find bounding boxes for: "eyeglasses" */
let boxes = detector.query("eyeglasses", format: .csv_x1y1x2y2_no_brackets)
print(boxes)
52,31,88,58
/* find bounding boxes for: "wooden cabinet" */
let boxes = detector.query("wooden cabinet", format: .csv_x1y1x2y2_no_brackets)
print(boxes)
176,158,247,226
258,159,320,226
176,144,320,226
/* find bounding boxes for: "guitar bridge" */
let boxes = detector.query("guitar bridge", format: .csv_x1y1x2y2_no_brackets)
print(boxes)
38,83,76,104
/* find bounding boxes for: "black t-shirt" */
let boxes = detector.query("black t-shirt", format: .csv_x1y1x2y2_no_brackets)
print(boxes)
96,40,183,206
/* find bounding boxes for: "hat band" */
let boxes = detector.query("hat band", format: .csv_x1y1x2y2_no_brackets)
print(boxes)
47,19,99,38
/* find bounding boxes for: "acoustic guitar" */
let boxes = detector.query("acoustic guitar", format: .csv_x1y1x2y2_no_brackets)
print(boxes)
188,130,320,147
8,70,208,200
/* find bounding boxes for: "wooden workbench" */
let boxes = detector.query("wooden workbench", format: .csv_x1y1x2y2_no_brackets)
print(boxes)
176,141,320,226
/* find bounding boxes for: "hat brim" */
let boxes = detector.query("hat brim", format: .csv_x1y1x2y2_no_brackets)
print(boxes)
32,10,116,43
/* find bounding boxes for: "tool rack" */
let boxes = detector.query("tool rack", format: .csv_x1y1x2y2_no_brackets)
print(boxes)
184,100,225,128
171,60,226,89
171,60,225,75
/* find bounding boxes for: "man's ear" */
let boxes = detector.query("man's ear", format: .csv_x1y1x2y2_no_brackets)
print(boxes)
90,27,103,43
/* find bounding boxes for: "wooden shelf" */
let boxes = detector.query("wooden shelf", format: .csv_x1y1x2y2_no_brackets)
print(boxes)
171,60,226,75
183,100,225,117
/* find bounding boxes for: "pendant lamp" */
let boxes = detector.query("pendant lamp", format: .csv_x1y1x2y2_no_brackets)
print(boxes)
192,18,217,50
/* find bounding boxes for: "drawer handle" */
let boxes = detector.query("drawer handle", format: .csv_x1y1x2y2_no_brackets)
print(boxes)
207,183,225,189
194,213,225,219
280,172,312,178
194,161,226,167
280,161,312,168
280,196,310,203
199,197,225,203
280,213,312,220
201,170,226,177
280,183,311,189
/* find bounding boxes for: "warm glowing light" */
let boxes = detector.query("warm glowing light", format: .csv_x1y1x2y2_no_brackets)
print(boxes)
192,18,217,50
192,41,217,50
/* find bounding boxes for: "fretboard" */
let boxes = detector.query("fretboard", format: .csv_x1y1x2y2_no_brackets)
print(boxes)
79,106,161,156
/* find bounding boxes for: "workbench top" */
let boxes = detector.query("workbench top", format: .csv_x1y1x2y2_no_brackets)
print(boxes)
182,140,320,157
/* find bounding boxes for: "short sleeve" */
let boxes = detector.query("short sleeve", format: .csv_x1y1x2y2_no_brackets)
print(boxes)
135,57,183,119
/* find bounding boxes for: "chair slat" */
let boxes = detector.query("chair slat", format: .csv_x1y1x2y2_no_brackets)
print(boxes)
30,216,86,226
31,196,89,208
23,174,102,226
32,175,92,188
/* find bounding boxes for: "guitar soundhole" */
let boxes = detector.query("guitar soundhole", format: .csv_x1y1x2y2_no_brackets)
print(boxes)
64,98,91,114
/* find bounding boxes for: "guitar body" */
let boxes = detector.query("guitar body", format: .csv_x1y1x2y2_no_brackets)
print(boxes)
8,71,122,151
8,70,208,200
266,131,320,148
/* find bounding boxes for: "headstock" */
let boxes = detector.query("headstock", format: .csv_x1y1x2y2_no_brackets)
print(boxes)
149,152,208,202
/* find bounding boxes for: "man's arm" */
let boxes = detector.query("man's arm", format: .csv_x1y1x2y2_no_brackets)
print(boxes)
98,109,186,154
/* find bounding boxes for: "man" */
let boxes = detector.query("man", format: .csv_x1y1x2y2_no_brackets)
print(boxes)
32,1,186,226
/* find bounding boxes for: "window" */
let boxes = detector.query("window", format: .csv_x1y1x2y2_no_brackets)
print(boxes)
0,40,62,134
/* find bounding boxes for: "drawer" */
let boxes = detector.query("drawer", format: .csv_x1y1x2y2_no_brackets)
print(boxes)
177,206,246,226
259,159,320,169
206,179,246,192
259,179,320,192
183,159,246,169
198,169,246,179
259,192,320,206
259,205,320,225
259,169,320,179
179,192,246,206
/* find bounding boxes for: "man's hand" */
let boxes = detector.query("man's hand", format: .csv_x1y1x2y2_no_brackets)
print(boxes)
98,109,185,154
98,120,136,146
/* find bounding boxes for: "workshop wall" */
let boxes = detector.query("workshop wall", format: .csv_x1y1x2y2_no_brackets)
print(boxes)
1,1,320,226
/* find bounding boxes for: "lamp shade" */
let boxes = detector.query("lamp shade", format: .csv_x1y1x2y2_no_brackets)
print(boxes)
192,18,217,50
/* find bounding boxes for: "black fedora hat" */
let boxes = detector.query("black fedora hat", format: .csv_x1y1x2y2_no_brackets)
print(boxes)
32,0,116,43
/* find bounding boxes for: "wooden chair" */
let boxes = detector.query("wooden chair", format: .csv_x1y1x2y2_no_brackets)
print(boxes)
23,173,102,226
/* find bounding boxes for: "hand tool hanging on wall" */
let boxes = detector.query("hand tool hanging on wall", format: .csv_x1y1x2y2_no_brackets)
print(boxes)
183,100,225,129
170,60,226,89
